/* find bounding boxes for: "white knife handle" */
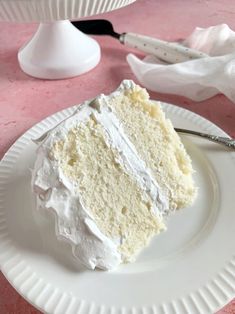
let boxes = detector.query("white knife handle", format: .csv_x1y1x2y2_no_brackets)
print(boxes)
120,32,208,63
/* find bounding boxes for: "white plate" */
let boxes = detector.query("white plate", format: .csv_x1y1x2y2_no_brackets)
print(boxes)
0,102,235,314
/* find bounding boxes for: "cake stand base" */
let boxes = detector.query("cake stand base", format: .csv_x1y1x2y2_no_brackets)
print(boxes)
18,20,101,79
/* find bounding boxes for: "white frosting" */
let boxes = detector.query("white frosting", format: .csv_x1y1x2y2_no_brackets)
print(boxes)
91,96,168,214
32,80,169,270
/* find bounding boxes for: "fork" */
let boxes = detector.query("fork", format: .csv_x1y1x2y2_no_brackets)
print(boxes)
175,128,235,150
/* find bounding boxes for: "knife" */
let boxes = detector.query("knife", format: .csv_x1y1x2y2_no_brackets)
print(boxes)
71,19,208,63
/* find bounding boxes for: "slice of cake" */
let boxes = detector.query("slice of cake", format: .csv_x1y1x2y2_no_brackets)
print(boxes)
32,80,197,270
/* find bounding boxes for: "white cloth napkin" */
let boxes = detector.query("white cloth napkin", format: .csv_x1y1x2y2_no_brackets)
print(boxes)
127,24,235,102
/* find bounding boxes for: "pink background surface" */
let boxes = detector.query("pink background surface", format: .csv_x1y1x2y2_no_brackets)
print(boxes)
0,0,235,313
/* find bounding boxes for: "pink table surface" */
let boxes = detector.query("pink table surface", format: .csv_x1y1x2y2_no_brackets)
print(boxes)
0,0,235,313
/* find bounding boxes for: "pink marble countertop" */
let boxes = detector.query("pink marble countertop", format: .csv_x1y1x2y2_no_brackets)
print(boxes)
0,0,235,313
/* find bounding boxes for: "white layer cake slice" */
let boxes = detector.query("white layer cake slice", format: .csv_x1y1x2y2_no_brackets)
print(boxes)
32,80,197,270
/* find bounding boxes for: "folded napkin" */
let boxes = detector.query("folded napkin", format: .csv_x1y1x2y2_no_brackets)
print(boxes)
127,24,235,102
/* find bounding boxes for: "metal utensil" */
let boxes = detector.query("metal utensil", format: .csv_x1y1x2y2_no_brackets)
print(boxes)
71,19,208,63
175,128,235,149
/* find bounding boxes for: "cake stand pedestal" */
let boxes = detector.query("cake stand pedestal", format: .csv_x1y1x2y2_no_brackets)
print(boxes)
18,20,100,79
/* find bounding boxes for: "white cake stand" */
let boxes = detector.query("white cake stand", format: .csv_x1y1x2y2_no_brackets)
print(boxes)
0,0,135,79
